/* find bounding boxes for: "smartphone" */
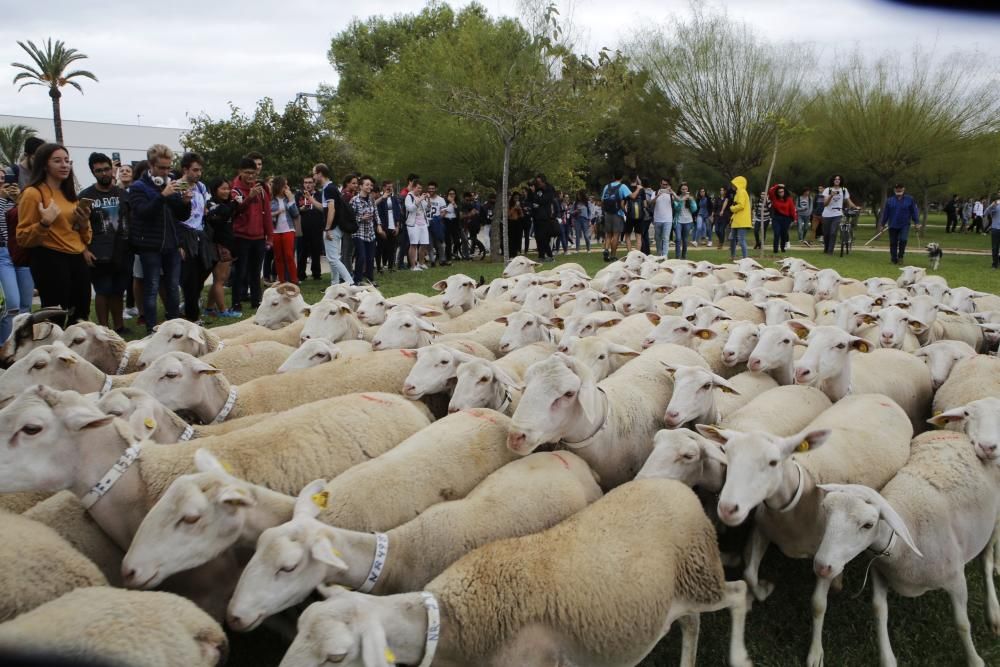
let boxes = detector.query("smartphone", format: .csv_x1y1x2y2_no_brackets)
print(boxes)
111,152,121,164
3,173,16,185
78,197,95,210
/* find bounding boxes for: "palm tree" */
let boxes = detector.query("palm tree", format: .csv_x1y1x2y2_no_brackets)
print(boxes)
11,39,98,145
0,124,38,169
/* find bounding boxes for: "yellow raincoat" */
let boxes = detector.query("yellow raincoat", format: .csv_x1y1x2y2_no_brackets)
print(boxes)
729,176,752,229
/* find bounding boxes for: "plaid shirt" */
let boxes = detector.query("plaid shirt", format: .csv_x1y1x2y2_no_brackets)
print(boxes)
351,194,376,241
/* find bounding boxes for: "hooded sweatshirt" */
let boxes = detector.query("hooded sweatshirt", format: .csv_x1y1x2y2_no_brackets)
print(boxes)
729,176,752,229
767,183,797,218
231,176,273,242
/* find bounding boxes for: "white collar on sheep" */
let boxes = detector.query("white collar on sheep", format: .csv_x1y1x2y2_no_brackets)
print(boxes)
559,387,610,449
418,592,441,667
497,387,513,414
179,424,196,442
865,528,897,558
357,532,390,594
99,374,114,397
764,460,805,513
211,386,239,424
116,349,132,375
79,438,144,510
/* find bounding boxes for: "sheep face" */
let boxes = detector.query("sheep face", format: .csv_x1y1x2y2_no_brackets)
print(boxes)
831,296,876,334
521,286,557,317
354,292,392,325
747,325,798,374
0,386,112,492
909,279,949,302
371,311,440,351
912,341,976,390
560,313,620,340
278,589,393,667
792,325,869,386
229,484,348,632
433,274,478,312
557,337,638,382
641,314,714,350
813,269,846,301
743,270,786,292
662,295,712,320
615,280,669,315
571,289,614,316
636,428,727,492
449,359,519,413
131,352,221,415
300,300,362,344
622,249,647,271
323,284,366,307
97,388,171,441
699,425,830,526
138,319,211,369
278,339,341,373
123,456,251,589
0,312,64,366
756,299,807,326
402,344,475,398
723,322,761,367
778,258,817,276
947,286,989,314
863,306,913,350
61,322,126,370
896,265,926,287
497,312,558,353
928,398,1000,462
508,354,595,455
254,284,310,329
508,274,544,304
0,342,105,404
669,266,711,288
863,277,896,297
502,255,540,278
690,305,731,329
484,278,512,300
662,365,737,428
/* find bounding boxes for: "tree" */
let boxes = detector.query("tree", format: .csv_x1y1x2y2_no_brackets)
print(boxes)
823,48,1000,215
0,124,38,169
630,9,813,179
11,39,98,145
183,98,353,184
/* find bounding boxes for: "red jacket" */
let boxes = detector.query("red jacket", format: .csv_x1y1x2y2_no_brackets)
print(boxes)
768,184,797,218
231,177,273,241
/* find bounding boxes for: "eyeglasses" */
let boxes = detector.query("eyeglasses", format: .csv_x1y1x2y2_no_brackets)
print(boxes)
93,167,114,174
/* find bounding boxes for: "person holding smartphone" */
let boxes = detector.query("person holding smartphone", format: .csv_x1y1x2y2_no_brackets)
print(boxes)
79,152,128,333
15,143,92,323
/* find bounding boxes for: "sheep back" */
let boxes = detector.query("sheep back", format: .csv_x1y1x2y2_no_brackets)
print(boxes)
932,355,1000,414
0,512,108,621
716,371,779,418
438,300,520,334
496,341,557,379
200,340,296,384
933,313,984,352
851,349,932,431
0,587,227,667
721,385,832,435
426,479,723,666
320,409,519,531
23,491,125,586
226,318,305,347
0,490,51,514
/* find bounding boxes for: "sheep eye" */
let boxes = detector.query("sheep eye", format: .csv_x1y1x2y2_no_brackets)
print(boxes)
404,323,412,328
271,300,280,307
178,515,200,526
20,424,42,435
685,315,695,322
278,563,298,574
701,383,712,391
107,410,124,417
439,360,448,366
478,377,489,384
768,460,779,467
171,332,184,340
835,343,846,349
861,522,874,530
32,361,47,370
563,390,575,398
781,339,790,345
582,326,592,333
314,353,330,361
164,371,180,379
378,302,385,307
597,354,607,360
72,337,85,345
682,453,696,461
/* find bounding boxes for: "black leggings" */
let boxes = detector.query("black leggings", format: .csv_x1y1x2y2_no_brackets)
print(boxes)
30,246,91,323
377,231,398,270
231,237,266,309
181,254,211,321
821,217,840,254
297,218,324,280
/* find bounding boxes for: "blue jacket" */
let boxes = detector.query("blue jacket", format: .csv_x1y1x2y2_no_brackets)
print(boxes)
377,194,403,232
127,173,191,251
880,194,919,230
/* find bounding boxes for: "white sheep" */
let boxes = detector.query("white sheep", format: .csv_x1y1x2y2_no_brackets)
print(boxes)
253,282,311,327
61,322,133,374
399,342,497,399
508,345,707,489
568,288,616,315
814,429,1000,666
912,340,978,390
479,277,513,300
555,336,639,381
0,587,228,667
501,255,540,278
813,268,866,301
896,265,929,287
508,273,547,304
221,317,307,349
701,393,912,666
0,342,125,405
136,319,223,369
278,479,751,667
496,311,561,353
227,451,602,630
641,314,715,350
432,273,480,311
662,365,778,428
745,323,807,385
722,322,762,369
0,510,108,621
928,354,1000,418
928,396,1000,462
0,308,66,366
857,305,921,351
449,358,523,414
755,298,810,326
790,322,933,431
277,338,345,373
301,299,378,344
520,285,560,317
614,279,672,315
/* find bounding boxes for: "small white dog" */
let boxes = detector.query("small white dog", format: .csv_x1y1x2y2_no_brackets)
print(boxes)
926,242,943,271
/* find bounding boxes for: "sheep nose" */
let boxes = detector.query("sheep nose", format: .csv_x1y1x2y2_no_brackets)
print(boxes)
448,406,460,414
442,301,451,309
121,566,137,585
664,411,681,427
748,357,762,371
300,335,311,343
717,502,740,524
506,431,528,452
372,339,383,350
814,562,833,578
794,367,811,384
499,342,511,352
402,384,417,396
641,339,654,350
980,442,998,455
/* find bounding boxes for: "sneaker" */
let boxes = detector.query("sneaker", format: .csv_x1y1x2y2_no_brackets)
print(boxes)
221,310,242,318
706,241,712,247
692,241,698,247
412,266,423,272
204,308,220,318
603,249,610,261
803,240,812,247
123,307,139,319
419,264,429,270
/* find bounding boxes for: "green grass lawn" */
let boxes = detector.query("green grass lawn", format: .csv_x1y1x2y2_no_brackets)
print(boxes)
223,246,998,666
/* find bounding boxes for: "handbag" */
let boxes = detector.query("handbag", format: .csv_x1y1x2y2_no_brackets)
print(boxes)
5,206,31,267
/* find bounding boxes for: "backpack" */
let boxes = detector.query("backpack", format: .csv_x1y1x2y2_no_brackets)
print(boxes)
334,195,358,235
602,182,623,215
5,205,31,267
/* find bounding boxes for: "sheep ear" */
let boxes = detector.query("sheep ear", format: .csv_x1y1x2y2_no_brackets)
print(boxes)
187,328,207,346
615,283,630,295
293,479,329,518
607,343,639,358
711,374,740,394
415,319,442,334
360,615,393,667
645,312,662,325
927,406,968,428
398,348,417,359
189,358,220,375
300,306,312,317
818,484,923,557
309,532,349,571
492,365,522,392
597,317,621,329
779,428,831,457
432,279,448,292
64,404,115,432
338,304,353,315
786,320,812,340
695,424,739,446
218,484,255,509
194,448,230,476
935,304,960,315
660,362,678,377
548,317,564,330
693,328,716,341
494,316,509,325
850,337,871,353
699,436,729,465
906,319,929,335
854,313,877,327
599,294,613,304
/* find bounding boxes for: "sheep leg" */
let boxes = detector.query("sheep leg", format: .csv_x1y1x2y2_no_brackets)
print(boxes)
742,525,774,602
871,572,897,667
677,614,700,667
985,531,1000,636
945,574,985,667
806,575,832,667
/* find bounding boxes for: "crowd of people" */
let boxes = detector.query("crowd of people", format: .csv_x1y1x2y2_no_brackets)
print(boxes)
2,136,1000,340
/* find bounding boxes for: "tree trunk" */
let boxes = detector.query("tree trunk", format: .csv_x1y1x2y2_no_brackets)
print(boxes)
50,87,63,146
493,138,513,264
757,131,779,253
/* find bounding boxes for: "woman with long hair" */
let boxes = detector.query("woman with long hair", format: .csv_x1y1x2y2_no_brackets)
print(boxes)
507,193,524,257
572,190,592,252
671,182,698,260
204,178,239,317
694,187,712,247
820,174,862,255
269,176,300,284
767,182,797,255
16,143,92,323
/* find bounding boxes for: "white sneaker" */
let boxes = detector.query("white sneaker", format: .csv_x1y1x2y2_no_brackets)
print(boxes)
692,241,699,247
707,241,712,247
411,266,423,272
123,307,139,319
419,264,429,270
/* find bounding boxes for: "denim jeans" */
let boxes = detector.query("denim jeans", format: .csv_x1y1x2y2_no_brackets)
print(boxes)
574,218,591,251
730,228,749,259
797,214,810,241
822,216,841,254
0,247,34,343
654,222,671,256
694,214,708,242
772,214,793,253
352,237,375,283
674,222,691,259
324,228,354,285
888,226,909,263
139,249,181,330
557,224,570,252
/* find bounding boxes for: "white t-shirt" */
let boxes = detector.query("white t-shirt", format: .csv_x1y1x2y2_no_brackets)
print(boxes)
821,187,850,218
385,202,395,230
428,195,446,219
653,190,674,223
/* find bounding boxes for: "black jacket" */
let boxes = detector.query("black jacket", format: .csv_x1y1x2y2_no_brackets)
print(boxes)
205,197,237,251
126,173,191,251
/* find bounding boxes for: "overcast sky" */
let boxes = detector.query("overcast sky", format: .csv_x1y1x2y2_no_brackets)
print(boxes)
1,0,995,130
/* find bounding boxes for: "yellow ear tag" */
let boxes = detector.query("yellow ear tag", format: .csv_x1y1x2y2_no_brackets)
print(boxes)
795,328,808,339
797,440,810,453
384,648,397,663
933,410,943,417
698,330,711,340
311,491,329,509
143,417,156,430
857,342,869,353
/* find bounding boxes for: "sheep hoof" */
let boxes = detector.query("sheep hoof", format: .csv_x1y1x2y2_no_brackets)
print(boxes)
806,648,824,667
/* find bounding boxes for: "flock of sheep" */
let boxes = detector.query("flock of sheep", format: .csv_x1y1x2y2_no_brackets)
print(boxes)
0,250,997,667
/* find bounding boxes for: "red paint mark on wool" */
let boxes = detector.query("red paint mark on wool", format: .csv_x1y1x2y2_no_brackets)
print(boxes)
550,452,571,469
469,409,499,424
360,394,392,405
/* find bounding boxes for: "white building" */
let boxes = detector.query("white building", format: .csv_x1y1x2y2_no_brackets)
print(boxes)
0,114,186,186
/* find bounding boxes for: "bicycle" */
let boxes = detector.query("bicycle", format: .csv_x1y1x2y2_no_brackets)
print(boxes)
839,207,860,256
